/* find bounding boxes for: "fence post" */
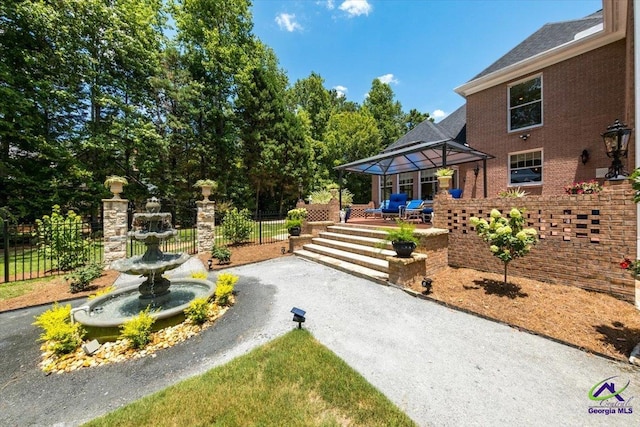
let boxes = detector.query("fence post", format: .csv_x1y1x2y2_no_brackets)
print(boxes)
3,218,8,283
103,198,129,267
258,211,263,245
196,199,215,253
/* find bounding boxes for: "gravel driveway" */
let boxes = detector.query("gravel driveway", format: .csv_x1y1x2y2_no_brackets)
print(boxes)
1,256,639,426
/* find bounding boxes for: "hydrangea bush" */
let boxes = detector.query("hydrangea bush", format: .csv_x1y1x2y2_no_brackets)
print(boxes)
470,208,538,286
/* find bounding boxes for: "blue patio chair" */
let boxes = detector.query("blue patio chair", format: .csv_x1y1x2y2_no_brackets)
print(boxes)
401,199,425,220
449,188,463,198
364,200,389,218
381,193,408,219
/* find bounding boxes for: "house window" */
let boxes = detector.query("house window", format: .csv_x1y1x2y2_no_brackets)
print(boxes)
420,171,437,200
509,75,542,131
399,173,414,200
379,176,393,202
509,150,542,186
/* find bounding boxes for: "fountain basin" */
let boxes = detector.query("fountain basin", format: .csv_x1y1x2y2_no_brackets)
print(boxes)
72,278,216,342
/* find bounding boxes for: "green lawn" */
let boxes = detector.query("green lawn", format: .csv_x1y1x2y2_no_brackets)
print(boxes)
84,329,416,427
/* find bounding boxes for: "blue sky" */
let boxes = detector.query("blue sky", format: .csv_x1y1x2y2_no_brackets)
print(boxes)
250,0,602,121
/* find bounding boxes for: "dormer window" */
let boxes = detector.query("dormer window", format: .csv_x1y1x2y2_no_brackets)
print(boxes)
508,75,542,131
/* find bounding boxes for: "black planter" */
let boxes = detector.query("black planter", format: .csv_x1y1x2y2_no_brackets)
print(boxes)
392,241,416,258
289,226,301,237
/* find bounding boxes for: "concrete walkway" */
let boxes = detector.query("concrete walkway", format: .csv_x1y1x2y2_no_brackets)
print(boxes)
1,256,639,426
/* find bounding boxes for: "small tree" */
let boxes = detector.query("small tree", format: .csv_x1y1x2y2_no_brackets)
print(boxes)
470,208,538,286
35,205,90,271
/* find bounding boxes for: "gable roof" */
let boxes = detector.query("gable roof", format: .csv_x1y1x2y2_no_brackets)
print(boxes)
455,1,627,97
473,11,603,80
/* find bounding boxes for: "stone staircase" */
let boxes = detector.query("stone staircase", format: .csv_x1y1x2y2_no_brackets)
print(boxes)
294,225,396,284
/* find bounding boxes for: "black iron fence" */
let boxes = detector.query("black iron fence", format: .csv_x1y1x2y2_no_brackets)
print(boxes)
1,208,288,284
1,219,104,283
212,210,287,249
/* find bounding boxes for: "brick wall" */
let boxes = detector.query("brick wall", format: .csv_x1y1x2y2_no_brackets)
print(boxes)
432,181,637,301
464,39,631,199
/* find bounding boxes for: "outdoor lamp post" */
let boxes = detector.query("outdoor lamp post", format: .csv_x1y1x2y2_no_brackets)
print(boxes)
602,119,632,179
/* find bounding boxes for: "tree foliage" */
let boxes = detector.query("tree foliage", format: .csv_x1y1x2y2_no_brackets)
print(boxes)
1,0,432,220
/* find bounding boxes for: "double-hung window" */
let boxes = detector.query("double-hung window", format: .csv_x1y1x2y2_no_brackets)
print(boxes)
509,75,542,131
379,176,393,202
399,173,414,200
509,150,542,186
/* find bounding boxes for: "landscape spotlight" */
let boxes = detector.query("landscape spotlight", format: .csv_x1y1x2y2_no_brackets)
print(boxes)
291,307,306,329
207,259,213,270
421,277,433,294
281,246,286,255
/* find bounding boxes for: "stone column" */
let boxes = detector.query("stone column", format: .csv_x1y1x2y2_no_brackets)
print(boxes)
197,200,216,254
102,198,129,267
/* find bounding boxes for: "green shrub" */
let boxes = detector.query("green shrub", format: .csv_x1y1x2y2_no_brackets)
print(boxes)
185,297,211,325
215,272,239,306
383,220,418,244
34,205,91,271
119,308,155,349
211,244,231,264
65,262,103,293
33,303,85,355
221,208,254,244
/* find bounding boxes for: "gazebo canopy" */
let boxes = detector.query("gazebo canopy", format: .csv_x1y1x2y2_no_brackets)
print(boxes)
335,139,494,176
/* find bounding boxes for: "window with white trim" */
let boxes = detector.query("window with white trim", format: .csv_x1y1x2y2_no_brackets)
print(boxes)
420,170,437,200
399,173,414,200
379,176,393,202
509,75,542,131
509,149,542,186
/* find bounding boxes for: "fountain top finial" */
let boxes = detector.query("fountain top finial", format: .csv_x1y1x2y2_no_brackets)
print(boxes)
146,197,161,213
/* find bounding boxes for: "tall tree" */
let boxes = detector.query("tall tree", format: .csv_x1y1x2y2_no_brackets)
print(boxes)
404,108,432,131
324,111,381,203
363,79,404,147
288,72,333,142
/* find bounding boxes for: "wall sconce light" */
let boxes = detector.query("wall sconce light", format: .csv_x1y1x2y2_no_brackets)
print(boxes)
580,149,590,165
207,259,213,270
421,277,433,294
602,119,632,179
291,307,306,329
519,133,530,141
473,163,480,177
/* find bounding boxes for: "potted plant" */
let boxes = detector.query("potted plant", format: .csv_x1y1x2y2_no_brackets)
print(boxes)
194,179,217,201
435,167,454,192
286,208,307,237
383,220,419,258
104,175,128,199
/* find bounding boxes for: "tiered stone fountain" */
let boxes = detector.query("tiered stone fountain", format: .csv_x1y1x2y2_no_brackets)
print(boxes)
73,198,215,341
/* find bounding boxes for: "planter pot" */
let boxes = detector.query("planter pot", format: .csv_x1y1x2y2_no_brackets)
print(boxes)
201,185,212,201
437,176,452,192
392,241,416,258
289,226,302,237
109,182,124,199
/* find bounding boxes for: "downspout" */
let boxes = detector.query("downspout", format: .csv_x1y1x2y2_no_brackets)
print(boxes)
634,0,640,309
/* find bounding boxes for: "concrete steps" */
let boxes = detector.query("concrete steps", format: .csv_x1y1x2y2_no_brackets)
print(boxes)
294,224,396,284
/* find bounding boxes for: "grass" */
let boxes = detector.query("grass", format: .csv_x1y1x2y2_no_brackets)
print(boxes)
0,277,42,300
84,329,416,427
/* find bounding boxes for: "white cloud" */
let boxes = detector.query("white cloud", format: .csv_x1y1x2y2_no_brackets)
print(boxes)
377,74,399,85
324,0,335,10
275,13,302,32
432,109,447,121
339,0,372,17
333,85,348,97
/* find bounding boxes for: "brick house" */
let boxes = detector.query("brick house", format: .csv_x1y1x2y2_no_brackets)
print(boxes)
365,0,634,203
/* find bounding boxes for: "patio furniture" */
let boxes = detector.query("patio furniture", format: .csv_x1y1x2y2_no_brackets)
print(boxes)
400,199,425,221
364,200,389,218
421,201,434,223
381,193,408,219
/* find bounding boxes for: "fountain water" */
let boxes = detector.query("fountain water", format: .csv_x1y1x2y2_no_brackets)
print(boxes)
73,198,215,341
